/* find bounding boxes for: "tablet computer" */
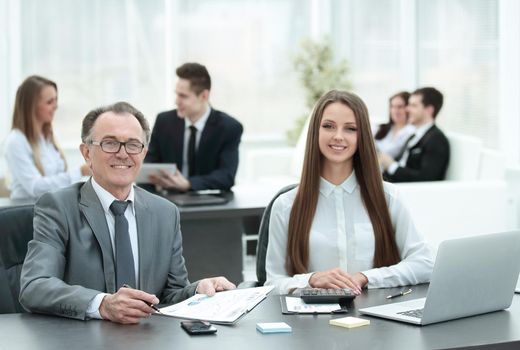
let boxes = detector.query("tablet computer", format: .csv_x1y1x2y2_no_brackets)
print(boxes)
135,163,177,183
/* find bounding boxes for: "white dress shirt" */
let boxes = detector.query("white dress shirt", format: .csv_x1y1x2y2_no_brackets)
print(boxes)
387,122,434,175
4,129,82,199
181,106,211,177
86,178,139,319
265,172,434,294
375,124,415,159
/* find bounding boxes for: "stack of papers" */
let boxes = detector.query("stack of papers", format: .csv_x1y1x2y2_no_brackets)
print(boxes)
282,296,342,314
159,286,274,324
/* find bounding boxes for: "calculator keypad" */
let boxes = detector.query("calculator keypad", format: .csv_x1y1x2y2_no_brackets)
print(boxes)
300,288,356,303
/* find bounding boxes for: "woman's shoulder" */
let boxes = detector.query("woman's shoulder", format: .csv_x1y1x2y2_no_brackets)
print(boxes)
382,181,401,204
271,186,299,212
4,129,30,149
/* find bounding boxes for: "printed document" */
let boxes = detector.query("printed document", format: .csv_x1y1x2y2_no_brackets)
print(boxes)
284,296,341,313
159,286,274,324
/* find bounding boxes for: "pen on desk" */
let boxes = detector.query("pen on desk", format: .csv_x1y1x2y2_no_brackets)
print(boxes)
122,284,162,314
386,288,412,299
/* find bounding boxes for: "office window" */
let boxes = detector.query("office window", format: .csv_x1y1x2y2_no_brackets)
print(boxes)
3,0,310,148
417,0,499,148
172,0,310,137
331,0,404,123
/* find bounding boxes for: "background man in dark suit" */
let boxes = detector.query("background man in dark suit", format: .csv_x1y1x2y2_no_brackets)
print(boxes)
379,87,450,182
145,62,243,192
20,102,235,324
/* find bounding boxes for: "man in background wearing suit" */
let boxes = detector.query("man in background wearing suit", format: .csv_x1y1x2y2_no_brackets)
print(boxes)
145,62,243,192
19,102,235,324
379,87,450,182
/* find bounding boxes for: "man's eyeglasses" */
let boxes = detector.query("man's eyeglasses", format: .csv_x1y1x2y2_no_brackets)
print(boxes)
89,140,145,155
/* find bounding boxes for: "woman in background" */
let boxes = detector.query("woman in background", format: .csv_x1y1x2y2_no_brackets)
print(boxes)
265,90,433,294
4,75,90,200
374,91,415,159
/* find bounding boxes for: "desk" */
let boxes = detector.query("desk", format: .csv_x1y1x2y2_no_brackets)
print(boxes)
0,184,282,284
1,285,519,350
175,185,278,283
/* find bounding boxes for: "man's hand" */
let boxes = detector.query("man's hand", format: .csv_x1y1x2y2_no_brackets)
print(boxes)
99,287,159,324
196,277,236,296
308,268,364,294
378,152,395,171
149,170,191,192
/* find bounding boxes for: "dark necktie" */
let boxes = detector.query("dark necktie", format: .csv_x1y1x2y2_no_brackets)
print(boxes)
188,125,197,177
110,200,136,289
395,133,416,162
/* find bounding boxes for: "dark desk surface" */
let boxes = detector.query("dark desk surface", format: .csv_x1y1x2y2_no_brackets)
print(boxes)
1,285,519,350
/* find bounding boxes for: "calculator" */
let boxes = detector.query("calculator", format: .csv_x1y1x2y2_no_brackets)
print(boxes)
300,288,356,304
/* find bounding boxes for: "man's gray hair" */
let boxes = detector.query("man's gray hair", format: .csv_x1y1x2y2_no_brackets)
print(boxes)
81,101,151,145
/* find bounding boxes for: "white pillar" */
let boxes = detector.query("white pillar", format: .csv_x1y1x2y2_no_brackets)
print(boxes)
399,0,418,90
499,0,520,165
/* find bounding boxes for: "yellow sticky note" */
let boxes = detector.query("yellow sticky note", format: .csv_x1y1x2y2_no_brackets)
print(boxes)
329,316,370,329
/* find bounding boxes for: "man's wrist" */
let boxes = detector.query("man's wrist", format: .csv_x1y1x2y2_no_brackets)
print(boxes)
88,293,109,320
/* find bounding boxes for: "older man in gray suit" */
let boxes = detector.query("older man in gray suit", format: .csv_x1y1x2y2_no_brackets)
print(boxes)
19,102,235,324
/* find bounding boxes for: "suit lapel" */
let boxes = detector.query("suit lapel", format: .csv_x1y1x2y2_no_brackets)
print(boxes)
172,113,185,171
134,188,153,291
198,110,219,170
79,180,117,293
413,125,437,150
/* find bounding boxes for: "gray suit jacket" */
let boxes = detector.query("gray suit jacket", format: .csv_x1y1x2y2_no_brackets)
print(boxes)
19,180,198,320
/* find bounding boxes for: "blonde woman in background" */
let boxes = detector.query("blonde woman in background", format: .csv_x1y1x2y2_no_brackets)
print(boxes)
4,75,90,200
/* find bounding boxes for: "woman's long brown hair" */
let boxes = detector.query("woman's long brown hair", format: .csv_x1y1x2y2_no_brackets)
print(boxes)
286,90,400,275
11,75,67,175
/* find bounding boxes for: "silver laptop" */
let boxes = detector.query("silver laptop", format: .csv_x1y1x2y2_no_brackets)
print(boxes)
516,275,520,293
359,231,520,325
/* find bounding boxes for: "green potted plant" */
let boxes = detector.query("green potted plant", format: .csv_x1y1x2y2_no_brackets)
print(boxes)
287,37,352,145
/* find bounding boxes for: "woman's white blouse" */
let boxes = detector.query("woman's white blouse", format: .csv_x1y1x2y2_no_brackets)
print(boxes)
265,172,434,294
375,124,415,158
4,129,82,200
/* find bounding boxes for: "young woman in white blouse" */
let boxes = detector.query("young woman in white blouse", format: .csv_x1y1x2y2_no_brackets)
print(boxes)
265,90,433,294
374,91,415,159
4,75,90,199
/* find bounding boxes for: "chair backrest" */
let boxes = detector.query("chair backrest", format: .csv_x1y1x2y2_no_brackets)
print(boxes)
445,132,483,181
0,205,34,313
478,148,506,180
256,184,297,286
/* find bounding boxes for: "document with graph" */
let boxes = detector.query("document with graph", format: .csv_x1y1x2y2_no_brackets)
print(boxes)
159,286,274,324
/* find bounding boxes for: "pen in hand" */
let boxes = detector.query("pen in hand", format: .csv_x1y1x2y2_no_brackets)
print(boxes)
122,284,162,314
386,288,412,299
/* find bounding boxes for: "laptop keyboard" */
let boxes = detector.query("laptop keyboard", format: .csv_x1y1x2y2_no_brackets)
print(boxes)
397,308,423,319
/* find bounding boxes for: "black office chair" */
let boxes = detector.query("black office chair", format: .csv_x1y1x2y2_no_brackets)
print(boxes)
240,184,297,288
0,205,34,313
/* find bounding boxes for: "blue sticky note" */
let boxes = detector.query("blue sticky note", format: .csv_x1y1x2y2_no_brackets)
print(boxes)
256,322,292,334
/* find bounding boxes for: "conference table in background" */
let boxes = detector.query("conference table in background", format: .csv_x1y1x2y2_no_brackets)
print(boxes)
1,284,519,350
0,183,283,284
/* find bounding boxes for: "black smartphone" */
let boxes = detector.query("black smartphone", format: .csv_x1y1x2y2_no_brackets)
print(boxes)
180,320,217,335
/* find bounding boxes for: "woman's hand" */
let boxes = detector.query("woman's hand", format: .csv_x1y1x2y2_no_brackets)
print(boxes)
309,268,366,294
